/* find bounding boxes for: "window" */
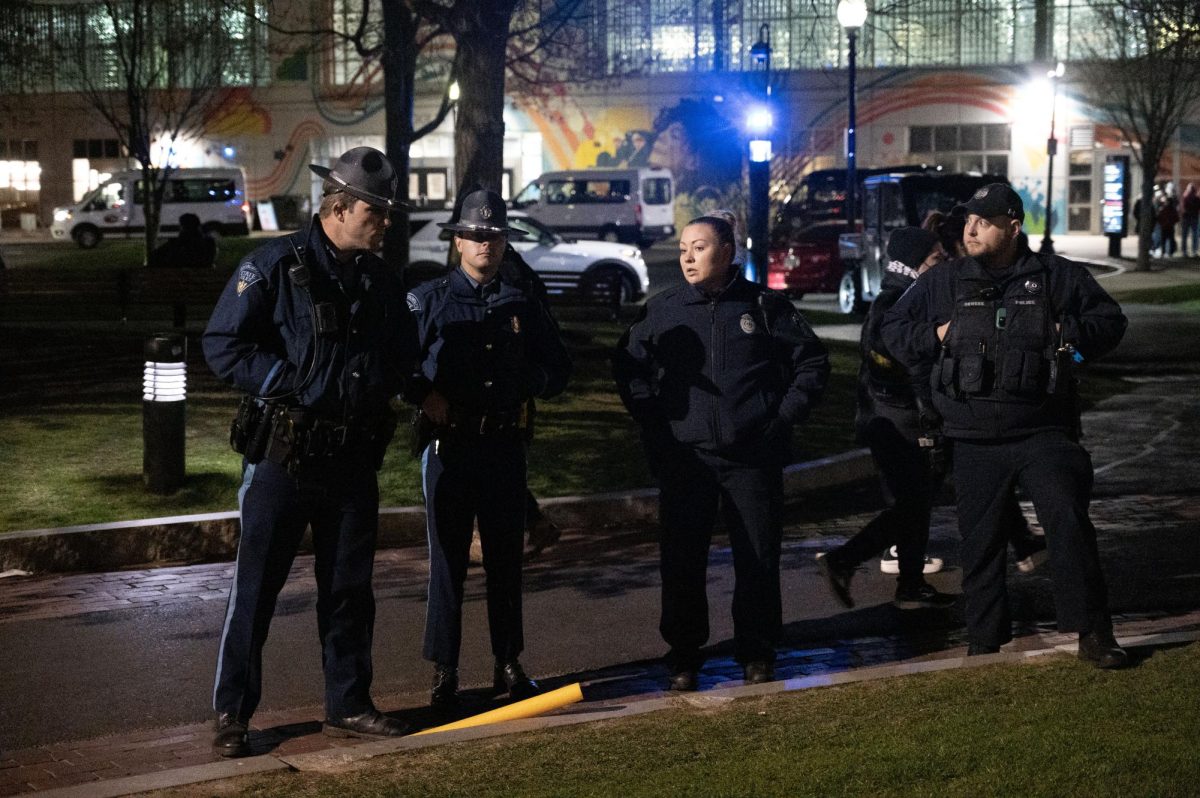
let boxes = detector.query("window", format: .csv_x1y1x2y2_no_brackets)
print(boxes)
643,177,672,205
909,127,933,154
909,124,1011,175
73,139,121,159
545,180,574,204
328,0,382,87
580,179,631,203
171,179,238,203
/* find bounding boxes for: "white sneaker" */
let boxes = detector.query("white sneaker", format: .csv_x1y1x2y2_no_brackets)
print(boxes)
880,546,944,575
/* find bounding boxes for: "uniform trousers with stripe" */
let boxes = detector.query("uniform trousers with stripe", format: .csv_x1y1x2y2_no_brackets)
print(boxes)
212,456,379,721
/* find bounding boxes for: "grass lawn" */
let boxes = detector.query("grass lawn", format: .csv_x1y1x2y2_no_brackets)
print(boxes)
1109,281,1200,309
0,307,862,532
156,643,1200,798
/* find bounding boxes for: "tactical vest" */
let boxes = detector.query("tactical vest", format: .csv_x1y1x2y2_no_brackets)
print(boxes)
935,262,1067,402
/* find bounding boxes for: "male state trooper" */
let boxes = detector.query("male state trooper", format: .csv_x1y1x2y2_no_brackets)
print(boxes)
404,189,571,708
881,183,1131,668
203,147,417,757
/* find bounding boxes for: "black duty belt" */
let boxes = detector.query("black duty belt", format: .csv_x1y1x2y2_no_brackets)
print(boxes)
443,408,527,436
264,409,382,466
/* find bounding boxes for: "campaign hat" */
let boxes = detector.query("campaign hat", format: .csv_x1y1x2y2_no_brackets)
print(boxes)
437,189,527,237
309,146,409,210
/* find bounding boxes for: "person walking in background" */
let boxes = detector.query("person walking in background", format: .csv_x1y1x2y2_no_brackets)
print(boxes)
1180,183,1199,258
614,214,829,690
882,184,1130,668
815,227,958,610
202,147,417,757
405,189,572,709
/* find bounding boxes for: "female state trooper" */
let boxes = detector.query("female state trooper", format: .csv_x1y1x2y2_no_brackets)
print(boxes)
404,189,571,708
881,183,1130,668
202,147,418,757
614,215,830,691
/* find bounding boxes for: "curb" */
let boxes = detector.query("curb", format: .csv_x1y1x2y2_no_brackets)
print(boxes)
26,629,1199,798
0,449,876,575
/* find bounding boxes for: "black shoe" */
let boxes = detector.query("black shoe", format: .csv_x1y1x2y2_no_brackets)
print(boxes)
967,643,1001,656
323,709,410,739
816,552,854,608
431,664,459,708
212,713,250,758
526,516,562,559
893,581,957,610
743,661,775,685
1078,630,1131,669
494,660,540,699
668,669,699,692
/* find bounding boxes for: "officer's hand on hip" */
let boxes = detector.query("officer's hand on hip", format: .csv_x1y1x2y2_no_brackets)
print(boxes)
422,390,450,426
937,321,952,341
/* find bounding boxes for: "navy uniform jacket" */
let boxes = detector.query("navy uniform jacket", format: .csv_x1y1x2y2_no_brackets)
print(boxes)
614,272,830,463
404,267,571,416
880,250,1126,440
202,217,416,424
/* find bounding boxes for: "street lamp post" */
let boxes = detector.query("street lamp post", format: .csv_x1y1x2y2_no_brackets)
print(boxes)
747,23,772,284
1040,62,1065,255
837,1,867,228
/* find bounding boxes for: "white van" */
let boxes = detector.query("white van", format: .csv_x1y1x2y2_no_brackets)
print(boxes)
511,167,675,246
51,167,251,248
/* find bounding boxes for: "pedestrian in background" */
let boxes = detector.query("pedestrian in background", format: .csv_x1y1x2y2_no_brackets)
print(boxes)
815,227,958,610
882,184,1130,668
148,212,217,269
405,189,572,709
1180,183,1199,258
1157,191,1179,258
614,214,829,690
202,147,417,757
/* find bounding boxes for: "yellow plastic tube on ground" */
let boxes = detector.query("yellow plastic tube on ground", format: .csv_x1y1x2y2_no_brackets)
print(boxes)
413,683,584,736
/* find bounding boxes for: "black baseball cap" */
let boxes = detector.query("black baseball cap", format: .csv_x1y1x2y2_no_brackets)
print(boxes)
962,183,1024,222
886,227,940,271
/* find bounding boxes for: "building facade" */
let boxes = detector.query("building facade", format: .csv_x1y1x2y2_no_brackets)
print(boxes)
2,0,1197,238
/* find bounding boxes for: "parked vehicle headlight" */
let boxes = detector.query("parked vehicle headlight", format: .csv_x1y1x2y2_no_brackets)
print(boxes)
621,247,640,259
53,208,72,222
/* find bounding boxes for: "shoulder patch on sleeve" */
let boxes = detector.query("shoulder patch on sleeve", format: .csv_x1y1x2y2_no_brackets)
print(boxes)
406,292,422,313
235,263,263,296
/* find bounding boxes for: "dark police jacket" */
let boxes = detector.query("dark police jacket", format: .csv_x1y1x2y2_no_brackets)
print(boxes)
202,217,415,425
880,249,1126,440
614,272,830,464
856,261,932,444
403,266,572,421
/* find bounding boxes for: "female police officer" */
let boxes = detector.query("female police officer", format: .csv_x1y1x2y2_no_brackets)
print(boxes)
614,215,829,690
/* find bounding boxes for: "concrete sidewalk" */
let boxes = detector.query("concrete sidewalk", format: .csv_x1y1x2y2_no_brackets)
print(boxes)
1,369,1197,797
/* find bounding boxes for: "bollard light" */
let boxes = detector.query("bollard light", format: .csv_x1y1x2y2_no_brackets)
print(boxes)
143,333,187,494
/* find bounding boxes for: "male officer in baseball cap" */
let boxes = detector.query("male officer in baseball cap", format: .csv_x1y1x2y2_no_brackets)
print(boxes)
203,146,419,756
881,182,1130,668
403,189,572,708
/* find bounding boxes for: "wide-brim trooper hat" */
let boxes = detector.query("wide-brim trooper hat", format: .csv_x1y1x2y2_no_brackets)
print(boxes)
437,189,527,238
309,146,410,211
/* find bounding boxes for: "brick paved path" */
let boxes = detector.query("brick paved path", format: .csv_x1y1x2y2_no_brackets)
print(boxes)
2,490,1197,796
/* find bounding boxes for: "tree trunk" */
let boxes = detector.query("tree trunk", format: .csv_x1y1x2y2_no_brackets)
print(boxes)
452,1,517,197
380,1,420,275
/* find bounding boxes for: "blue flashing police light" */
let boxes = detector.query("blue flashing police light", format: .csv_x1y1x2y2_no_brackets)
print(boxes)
746,106,773,136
